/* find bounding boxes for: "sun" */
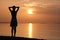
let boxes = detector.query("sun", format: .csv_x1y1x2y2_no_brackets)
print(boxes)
27,9,33,14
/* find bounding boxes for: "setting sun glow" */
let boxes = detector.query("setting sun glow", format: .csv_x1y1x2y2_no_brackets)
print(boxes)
27,9,33,14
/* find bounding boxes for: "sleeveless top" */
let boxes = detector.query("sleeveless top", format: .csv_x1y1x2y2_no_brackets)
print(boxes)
10,11,18,27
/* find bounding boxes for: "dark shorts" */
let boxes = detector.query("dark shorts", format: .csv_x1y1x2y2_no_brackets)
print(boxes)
10,22,17,27
10,19,18,27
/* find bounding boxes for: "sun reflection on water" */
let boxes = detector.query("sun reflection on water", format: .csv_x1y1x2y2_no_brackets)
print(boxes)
29,23,32,38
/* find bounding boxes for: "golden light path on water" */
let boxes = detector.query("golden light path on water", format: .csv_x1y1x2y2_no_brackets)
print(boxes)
29,23,32,38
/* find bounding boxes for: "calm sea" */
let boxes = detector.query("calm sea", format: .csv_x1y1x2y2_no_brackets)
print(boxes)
0,23,60,40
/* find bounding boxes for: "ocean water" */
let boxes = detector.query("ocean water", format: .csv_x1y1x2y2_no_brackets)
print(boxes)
0,23,60,40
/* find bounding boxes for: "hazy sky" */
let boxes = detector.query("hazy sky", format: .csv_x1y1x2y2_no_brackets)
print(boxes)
0,0,60,24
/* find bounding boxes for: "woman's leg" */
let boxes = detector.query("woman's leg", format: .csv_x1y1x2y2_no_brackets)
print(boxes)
11,27,13,37
14,26,16,37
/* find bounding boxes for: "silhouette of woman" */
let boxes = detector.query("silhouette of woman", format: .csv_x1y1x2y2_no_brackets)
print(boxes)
9,6,19,37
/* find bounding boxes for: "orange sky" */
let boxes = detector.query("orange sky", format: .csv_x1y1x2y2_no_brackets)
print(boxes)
0,0,60,24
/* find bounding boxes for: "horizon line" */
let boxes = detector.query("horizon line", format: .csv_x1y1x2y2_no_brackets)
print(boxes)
0,22,60,24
